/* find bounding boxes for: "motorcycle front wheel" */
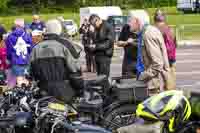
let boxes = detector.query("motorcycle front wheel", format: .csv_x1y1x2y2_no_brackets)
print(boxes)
103,104,137,131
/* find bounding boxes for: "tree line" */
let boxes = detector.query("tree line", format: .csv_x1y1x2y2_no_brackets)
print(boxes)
0,0,177,13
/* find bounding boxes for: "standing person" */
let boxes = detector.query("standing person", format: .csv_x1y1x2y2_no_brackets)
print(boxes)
11,18,26,31
0,24,6,37
129,10,170,96
86,24,96,73
31,30,44,45
30,19,83,102
0,26,8,85
89,14,114,77
6,19,33,87
116,24,137,78
154,9,176,90
79,19,93,72
30,15,46,32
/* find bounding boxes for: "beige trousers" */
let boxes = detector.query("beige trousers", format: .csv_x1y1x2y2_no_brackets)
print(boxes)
117,122,164,133
165,63,176,90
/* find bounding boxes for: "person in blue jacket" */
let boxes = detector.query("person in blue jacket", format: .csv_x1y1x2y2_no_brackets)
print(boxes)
30,15,46,32
6,23,33,87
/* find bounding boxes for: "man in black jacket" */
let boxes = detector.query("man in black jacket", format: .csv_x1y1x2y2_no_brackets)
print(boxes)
89,14,114,77
30,19,83,102
117,24,137,78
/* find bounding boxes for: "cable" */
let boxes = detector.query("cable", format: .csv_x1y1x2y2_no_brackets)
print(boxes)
51,118,65,133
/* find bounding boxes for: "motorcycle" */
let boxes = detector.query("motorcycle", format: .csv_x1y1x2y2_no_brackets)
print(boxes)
0,85,112,133
69,75,148,130
0,76,147,132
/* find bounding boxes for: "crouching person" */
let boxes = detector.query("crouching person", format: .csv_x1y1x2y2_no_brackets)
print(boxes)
117,90,191,133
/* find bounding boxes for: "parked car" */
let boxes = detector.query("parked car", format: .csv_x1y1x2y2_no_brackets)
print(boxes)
63,19,78,36
107,16,128,41
177,0,200,13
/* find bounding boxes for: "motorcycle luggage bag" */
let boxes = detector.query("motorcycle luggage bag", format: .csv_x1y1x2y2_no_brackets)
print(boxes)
114,78,148,102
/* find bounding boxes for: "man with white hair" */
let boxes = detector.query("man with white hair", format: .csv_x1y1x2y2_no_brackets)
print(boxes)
129,10,170,96
30,19,83,102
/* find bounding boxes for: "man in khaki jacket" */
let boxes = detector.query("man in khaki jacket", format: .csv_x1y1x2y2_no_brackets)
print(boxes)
129,10,170,96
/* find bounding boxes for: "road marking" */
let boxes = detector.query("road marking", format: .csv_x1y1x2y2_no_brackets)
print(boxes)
177,53,200,56
177,71,200,75
177,60,200,63
177,85,194,88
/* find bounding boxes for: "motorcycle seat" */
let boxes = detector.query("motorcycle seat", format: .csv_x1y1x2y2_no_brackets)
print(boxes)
116,80,147,89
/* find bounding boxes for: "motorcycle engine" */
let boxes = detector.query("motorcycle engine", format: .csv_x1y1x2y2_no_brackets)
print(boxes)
14,112,33,128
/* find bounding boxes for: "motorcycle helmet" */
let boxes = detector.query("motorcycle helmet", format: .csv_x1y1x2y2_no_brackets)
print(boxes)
136,90,191,132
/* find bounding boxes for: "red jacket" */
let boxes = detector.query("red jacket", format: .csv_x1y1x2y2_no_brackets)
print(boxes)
0,41,8,70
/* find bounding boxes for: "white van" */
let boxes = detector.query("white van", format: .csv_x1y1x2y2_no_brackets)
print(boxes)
79,6,122,26
177,0,199,12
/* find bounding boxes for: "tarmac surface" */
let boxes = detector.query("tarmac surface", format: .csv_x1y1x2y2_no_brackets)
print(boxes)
81,45,200,90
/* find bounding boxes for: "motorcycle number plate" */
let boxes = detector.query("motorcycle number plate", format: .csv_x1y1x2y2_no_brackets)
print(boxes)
48,103,65,111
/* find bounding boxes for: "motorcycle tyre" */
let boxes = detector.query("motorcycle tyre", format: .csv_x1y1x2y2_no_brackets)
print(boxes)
103,104,137,131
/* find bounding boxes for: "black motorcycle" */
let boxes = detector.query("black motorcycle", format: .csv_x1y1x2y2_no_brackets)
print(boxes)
0,75,148,131
0,85,113,133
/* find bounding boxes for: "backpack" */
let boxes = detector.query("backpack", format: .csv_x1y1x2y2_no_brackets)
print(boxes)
162,26,176,62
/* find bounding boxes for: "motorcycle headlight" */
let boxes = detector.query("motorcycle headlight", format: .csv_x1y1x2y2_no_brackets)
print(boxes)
15,112,33,127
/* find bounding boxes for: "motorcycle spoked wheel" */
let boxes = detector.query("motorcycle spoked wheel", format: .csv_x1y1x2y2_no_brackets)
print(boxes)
103,104,137,131
177,122,200,133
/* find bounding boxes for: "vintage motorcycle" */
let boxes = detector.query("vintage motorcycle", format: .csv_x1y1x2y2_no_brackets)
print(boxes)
0,85,112,133
0,76,148,132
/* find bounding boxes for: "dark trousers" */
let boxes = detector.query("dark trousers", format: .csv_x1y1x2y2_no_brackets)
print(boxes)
122,57,137,78
95,56,111,77
85,50,96,72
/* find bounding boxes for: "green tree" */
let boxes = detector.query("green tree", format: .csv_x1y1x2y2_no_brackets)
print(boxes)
0,0,10,10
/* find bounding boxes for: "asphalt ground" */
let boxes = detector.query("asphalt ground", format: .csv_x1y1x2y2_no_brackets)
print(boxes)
81,45,200,90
